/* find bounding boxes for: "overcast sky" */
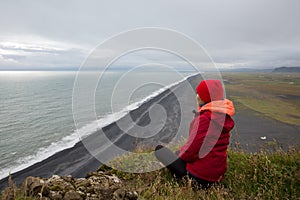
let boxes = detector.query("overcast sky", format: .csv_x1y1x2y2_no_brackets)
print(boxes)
0,0,299,70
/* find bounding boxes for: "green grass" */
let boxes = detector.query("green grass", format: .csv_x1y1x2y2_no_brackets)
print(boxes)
223,149,300,199
98,147,300,200
2,148,299,199
222,72,300,126
231,95,300,125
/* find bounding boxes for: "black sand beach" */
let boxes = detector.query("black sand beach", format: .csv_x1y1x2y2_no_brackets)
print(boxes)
0,74,299,191
231,104,300,151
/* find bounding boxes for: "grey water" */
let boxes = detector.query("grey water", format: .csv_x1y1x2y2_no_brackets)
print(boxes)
0,70,192,178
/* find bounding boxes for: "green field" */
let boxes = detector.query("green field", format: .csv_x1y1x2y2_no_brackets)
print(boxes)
222,72,300,126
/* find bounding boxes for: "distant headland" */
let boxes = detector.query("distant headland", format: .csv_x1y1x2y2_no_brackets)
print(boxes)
273,67,300,73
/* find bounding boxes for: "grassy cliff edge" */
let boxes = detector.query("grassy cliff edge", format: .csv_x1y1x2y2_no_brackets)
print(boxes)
1,148,299,199
103,147,300,199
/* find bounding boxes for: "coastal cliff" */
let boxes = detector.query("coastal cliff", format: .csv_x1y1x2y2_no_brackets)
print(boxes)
1,149,299,199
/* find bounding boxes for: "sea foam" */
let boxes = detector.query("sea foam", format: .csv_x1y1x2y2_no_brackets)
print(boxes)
0,73,197,179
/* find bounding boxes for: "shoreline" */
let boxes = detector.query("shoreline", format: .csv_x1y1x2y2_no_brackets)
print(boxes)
0,73,202,191
1,73,299,191
0,72,196,181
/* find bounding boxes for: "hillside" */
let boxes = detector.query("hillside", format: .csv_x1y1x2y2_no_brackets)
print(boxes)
1,148,299,199
273,67,300,73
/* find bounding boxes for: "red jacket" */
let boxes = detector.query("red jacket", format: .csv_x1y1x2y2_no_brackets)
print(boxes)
179,99,235,182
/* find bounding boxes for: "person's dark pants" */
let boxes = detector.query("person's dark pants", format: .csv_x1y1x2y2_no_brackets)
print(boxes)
154,145,213,188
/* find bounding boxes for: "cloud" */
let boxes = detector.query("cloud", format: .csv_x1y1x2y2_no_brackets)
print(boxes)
0,0,299,69
0,43,65,54
0,38,88,69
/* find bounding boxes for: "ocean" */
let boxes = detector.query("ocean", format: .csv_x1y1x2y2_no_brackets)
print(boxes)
0,70,193,179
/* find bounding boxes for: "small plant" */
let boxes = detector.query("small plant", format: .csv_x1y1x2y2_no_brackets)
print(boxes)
0,175,35,200
223,148,300,199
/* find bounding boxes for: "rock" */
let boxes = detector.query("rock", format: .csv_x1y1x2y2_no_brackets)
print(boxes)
76,185,87,193
86,186,95,194
48,191,63,200
93,177,110,189
23,176,50,196
47,175,75,192
86,193,103,200
86,171,104,178
113,188,126,200
106,174,121,184
75,178,91,188
50,175,61,180
113,188,138,200
4,171,138,200
76,190,86,197
126,191,138,200
100,188,114,200
62,175,74,183
64,190,83,200
75,178,91,194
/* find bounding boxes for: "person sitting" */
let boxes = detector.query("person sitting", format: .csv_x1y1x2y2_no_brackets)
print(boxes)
154,79,235,188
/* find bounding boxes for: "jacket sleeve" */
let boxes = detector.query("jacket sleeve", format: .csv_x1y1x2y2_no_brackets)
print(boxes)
179,113,210,162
